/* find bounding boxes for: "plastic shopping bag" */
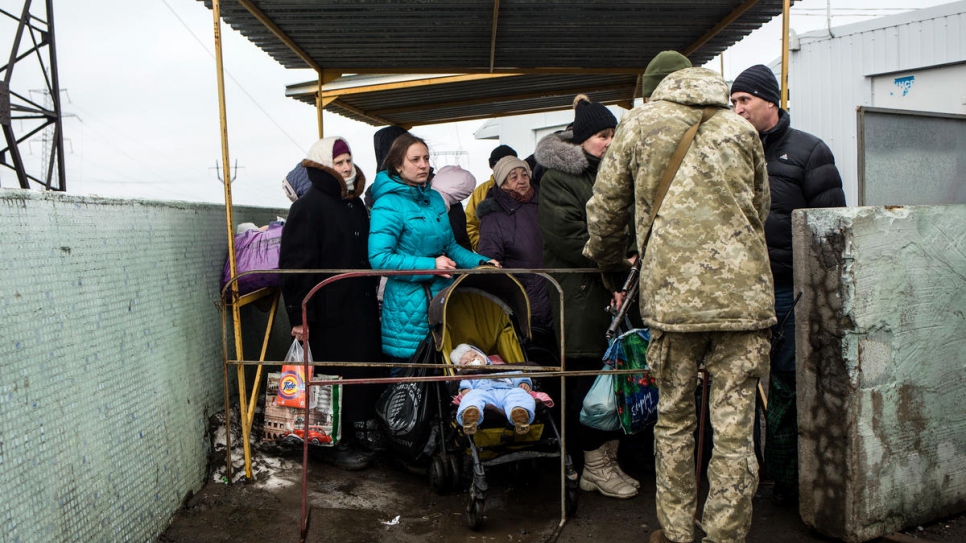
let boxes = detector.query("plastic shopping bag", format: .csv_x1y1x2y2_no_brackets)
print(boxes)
263,339,342,446
276,340,313,408
579,365,621,431
607,329,658,435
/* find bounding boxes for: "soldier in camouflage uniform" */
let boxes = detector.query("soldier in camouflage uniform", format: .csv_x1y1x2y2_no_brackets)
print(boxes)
583,67,777,543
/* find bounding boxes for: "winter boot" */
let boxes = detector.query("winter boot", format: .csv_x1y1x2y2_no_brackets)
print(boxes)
579,445,638,498
462,406,481,435
510,407,530,434
603,440,640,489
648,528,693,543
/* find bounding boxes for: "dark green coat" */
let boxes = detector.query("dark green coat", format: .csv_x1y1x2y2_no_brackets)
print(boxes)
536,131,624,360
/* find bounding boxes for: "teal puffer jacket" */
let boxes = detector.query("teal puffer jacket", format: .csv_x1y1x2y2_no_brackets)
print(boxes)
369,170,490,358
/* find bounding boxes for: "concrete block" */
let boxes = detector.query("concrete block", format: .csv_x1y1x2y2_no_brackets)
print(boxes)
793,205,966,542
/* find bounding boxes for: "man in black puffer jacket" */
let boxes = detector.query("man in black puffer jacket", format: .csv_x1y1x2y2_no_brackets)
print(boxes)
731,64,845,508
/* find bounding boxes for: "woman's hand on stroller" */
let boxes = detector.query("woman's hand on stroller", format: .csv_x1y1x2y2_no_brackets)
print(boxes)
435,255,457,278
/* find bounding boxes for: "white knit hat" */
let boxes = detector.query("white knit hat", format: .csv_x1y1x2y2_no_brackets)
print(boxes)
306,136,358,190
450,344,489,367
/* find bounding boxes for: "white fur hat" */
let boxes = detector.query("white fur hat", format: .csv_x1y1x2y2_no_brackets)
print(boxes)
450,343,489,366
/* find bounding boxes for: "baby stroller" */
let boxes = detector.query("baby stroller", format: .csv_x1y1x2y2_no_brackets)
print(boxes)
427,272,578,529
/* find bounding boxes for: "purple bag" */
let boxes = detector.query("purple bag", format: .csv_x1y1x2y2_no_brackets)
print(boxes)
222,222,283,294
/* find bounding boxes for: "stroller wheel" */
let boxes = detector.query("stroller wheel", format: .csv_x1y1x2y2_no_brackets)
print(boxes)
465,496,485,530
429,454,448,495
447,454,462,490
565,486,579,517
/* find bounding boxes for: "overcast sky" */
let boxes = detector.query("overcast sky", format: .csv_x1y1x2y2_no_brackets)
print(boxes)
2,0,947,209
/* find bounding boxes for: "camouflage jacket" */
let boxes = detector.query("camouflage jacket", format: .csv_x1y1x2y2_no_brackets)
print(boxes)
584,67,776,333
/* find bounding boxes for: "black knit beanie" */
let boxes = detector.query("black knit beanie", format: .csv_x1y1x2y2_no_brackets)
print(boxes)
731,64,781,106
373,125,409,172
571,94,617,144
488,144,518,168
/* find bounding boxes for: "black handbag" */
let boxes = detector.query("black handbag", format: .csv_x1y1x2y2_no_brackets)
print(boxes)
374,334,438,462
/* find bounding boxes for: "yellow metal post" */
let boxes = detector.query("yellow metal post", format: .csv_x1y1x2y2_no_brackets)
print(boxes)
316,71,324,138
211,0,255,482
780,0,790,110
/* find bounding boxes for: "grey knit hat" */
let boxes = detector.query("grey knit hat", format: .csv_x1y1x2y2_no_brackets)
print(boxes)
731,64,781,106
492,156,531,187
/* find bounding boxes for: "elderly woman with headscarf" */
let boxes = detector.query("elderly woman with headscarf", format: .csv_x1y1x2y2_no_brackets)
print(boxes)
279,136,382,471
476,155,553,342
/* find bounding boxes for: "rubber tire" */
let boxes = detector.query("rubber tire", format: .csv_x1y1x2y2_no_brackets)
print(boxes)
565,486,579,517
429,455,448,495
447,454,461,491
466,497,485,530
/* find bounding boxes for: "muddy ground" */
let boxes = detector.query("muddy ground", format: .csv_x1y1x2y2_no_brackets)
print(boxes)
156,411,965,543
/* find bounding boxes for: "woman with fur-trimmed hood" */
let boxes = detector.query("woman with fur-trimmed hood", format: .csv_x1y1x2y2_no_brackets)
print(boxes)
279,136,382,471
537,95,639,500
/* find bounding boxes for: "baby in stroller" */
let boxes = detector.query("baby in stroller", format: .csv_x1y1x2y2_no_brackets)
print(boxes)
451,343,535,436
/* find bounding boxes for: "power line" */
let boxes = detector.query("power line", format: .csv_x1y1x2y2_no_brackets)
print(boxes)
159,0,307,155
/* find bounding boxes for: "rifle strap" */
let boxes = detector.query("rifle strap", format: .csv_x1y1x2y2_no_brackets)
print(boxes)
641,105,719,249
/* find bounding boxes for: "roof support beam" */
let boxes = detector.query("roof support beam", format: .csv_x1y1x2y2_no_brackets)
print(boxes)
319,74,520,99
236,0,324,73
300,66,647,76
489,0,501,73
683,0,761,56
330,99,396,128
368,82,636,117
410,99,629,127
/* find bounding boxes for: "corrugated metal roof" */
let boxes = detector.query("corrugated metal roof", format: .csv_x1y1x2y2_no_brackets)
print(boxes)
200,0,787,126
200,0,784,73
286,73,641,126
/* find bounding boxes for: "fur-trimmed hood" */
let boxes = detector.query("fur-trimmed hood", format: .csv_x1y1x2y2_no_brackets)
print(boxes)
534,130,590,177
301,159,366,200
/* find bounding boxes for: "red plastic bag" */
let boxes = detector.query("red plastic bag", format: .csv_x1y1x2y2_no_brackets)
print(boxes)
276,340,313,408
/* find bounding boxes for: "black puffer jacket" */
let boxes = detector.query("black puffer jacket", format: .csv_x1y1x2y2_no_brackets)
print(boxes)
760,109,845,284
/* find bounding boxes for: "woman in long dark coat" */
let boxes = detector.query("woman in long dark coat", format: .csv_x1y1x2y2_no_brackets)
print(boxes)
279,136,382,470
537,95,638,498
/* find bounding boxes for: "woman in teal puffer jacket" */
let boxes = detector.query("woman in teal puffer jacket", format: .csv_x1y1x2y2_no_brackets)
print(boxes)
369,134,496,368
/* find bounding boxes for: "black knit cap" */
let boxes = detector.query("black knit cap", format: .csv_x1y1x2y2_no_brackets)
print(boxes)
488,144,518,168
731,64,781,106
373,125,409,172
571,94,617,144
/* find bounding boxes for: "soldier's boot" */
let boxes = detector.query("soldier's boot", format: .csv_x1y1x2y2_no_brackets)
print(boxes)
579,445,638,498
602,440,640,489
648,529,692,543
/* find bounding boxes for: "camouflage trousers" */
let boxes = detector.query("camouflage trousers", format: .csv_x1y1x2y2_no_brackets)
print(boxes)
647,329,770,543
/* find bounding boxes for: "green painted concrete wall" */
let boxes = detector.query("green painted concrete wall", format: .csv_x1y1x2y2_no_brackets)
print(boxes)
0,190,288,543
794,205,966,543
